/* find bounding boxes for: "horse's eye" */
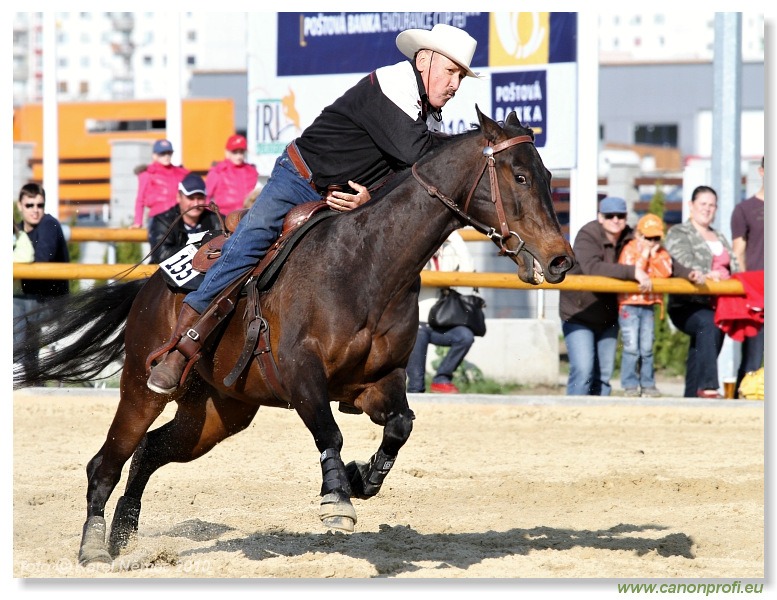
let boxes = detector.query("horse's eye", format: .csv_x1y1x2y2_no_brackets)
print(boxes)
516,175,527,185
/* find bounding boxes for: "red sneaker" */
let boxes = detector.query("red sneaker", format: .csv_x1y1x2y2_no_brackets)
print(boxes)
430,382,460,394
697,389,723,399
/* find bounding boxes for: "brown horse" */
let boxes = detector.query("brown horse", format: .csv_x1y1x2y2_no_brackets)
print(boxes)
13,107,574,566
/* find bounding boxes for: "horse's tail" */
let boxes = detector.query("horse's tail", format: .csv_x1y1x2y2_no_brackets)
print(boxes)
13,279,148,389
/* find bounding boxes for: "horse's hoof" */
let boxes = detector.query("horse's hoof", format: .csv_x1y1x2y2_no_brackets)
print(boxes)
322,516,356,533
79,555,113,571
319,491,357,532
79,516,113,567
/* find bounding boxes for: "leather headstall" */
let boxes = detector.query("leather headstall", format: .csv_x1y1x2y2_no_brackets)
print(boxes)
411,134,534,257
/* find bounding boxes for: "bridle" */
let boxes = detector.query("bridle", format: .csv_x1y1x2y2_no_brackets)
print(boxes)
411,134,535,257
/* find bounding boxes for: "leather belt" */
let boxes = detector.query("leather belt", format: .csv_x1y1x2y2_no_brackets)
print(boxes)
286,140,316,191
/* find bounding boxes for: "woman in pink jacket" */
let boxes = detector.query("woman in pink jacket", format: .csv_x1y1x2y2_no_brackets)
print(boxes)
205,134,260,216
132,139,189,227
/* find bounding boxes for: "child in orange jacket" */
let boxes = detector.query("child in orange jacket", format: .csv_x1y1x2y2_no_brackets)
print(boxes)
617,214,672,397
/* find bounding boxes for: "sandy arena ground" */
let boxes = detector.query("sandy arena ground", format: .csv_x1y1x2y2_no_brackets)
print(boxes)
12,388,764,589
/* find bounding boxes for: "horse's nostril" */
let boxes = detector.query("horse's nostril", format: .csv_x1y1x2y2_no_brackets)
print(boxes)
549,255,573,275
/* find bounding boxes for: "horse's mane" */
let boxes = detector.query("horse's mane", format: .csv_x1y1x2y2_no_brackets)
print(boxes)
369,127,483,202
369,117,534,203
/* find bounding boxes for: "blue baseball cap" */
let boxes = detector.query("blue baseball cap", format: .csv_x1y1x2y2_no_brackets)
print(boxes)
178,173,206,196
153,139,174,154
598,196,627,214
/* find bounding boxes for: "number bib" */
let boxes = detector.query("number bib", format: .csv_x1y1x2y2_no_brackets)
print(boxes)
158,231,211,290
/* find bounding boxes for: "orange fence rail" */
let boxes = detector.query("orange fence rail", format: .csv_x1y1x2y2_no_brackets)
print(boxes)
67,227,489,244
12,262,745,296
38,227,745,295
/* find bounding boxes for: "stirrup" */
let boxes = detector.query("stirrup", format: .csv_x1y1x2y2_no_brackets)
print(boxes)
147,350,190,394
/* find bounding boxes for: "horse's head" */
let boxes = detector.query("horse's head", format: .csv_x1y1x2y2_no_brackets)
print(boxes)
462,106,574,285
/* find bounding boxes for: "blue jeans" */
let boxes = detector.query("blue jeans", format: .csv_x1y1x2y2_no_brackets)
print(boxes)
668,303,724,397
562,320,618,396
406,323,475,393
618,304,656,390
185,148,321,313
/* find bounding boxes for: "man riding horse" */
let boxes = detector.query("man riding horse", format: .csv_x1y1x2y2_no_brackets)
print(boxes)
147,24,481,394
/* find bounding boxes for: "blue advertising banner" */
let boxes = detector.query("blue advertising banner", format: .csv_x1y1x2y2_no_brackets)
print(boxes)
491,71,547,147
277,12,575,77
549,13,576,63
278,12,489,76
249,12,577,171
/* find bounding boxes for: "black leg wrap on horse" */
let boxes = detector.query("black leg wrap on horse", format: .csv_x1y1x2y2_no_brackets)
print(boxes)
348,448,397,499
108,496,141,556
319,448,351,497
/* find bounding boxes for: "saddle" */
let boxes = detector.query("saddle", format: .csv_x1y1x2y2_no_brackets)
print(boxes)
192,201,333,288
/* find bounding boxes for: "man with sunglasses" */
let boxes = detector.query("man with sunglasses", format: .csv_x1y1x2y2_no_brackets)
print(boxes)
13,183,70,382
559,197,652,396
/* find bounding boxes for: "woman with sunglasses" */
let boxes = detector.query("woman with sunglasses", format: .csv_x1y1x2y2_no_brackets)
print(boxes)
665,185,740,398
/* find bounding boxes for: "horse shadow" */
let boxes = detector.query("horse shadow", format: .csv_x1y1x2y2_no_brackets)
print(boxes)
159,520,694,576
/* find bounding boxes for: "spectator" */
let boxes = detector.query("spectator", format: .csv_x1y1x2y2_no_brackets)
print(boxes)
616,214,673,397
148,173,222,264
13,183,70,381
730,155,764,391
148,23,480,394
406,231,478,394
665,185,740,398
206,134,260,216
559,197,655,396
132,139,189,228
13,222,34,264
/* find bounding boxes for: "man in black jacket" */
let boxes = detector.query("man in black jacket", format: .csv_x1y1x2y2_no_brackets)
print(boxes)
148,173,221,264
13,183,70,381
559,197,649,396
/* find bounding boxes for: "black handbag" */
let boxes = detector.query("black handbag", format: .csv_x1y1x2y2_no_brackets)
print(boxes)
428,288,487,337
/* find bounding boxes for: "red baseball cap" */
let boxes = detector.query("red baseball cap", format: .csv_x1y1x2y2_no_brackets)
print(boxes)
226,134,247,151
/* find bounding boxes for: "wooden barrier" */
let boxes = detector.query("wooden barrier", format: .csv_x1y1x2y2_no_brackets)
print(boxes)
12,262,746,296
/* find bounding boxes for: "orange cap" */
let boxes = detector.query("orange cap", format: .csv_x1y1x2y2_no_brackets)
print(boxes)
637,214,665,238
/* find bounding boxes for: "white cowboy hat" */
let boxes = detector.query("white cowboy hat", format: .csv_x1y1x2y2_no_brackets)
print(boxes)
396,24,480,78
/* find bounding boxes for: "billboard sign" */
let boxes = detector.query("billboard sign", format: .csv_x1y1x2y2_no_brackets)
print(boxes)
248,12,577,173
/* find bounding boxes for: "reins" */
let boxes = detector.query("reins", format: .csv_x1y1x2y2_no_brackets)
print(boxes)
411,134,534,257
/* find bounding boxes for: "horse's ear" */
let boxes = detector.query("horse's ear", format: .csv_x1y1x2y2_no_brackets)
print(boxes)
505,111,521,128
503,110,535,140
475,104,503,143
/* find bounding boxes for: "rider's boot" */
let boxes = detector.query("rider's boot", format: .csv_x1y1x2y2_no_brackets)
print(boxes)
147,303,201,394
